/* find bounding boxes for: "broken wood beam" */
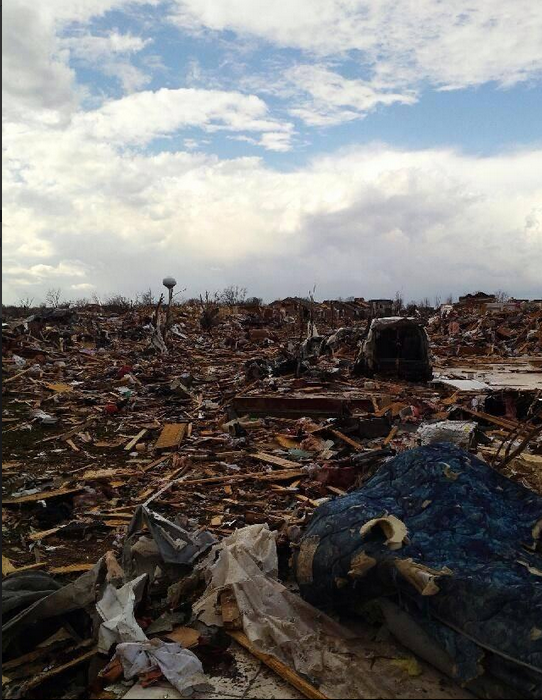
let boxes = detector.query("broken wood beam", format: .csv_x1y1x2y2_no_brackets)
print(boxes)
251,451,301,469
174,469,304,487
458,407,520,431
231,394,373,418
228,631,328,700
3,486,83,505
124,428,148,451
329,429,365,451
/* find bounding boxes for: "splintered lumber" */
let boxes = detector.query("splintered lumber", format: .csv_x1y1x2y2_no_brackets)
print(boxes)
28,526,64,542
3,367,33,384
142,454,171,472
49,563,94,575
220,590,242,630
498,423,542,469
3,486,83,505
459,407,520,430
228,631,328,700
41,418,96,443
154,423,187,450
176,469,304,487
327,486,347,496
383,425,398,446
20,646,97,693
124,428,148,451
329,429,364,451
252,451,300,470
231,394,373,418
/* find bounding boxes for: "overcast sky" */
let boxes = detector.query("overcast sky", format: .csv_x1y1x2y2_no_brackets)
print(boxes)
3,0,542,305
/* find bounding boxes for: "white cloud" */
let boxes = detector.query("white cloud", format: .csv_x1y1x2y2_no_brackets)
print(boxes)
71,282,96,290
61,31,153,93
3,111,541,302
2,0,159,120
73,87,294,146
171,1,542,91
62,32,151,60
286,65,417,125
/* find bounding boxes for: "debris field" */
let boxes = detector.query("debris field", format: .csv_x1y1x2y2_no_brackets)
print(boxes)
2,293,541,699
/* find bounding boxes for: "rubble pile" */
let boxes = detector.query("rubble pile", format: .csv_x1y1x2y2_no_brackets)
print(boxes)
2,296,541,699
428,306,542,359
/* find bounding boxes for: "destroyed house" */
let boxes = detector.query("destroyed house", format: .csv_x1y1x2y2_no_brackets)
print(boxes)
269,297,316,321
322,299,370,323
457,292,497,308
369,298,394,317
354,316,432,381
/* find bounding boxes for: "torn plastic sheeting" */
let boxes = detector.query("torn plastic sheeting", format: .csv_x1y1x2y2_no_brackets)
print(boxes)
96,573,148,653
122,506,216,581
114,640,208,697
2,559,106,653
193,524,355,686
295,444,542,696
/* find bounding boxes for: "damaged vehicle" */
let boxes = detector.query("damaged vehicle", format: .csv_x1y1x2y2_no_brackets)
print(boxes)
353,316,432,381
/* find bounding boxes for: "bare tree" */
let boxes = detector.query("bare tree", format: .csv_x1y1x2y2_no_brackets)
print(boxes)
494,290,510,302
199,291,221,331
220,285,247,307
139,288,156,306
45,288,63,308
72,297,90,308
434,295,441,308
445,294,454,304
18,296,34,312
104,294,132,310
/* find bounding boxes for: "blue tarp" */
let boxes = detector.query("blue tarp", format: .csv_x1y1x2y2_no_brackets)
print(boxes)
295,444,542,695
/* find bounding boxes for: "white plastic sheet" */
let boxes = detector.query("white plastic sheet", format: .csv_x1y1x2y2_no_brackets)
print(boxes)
194,524,354,684
115,640,208,697
96,573,148,653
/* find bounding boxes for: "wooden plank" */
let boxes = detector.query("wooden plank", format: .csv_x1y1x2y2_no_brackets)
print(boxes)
3,367,33,384
3,486,83,505
165,627,200,648
21,647,98,693
232,394,373,418
177,469,304,487
28,526,63,542
2,642,73,671
228,631,328,700
124,428,148,452
252,451,300,470
154,423,187,450
383,426,398,446
329,429,364,451
49,563,94,575
44,382,73,393
2,555,16,576
142,454,171,473
459,407,520,430
3,562,47,575
326,486,347,496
